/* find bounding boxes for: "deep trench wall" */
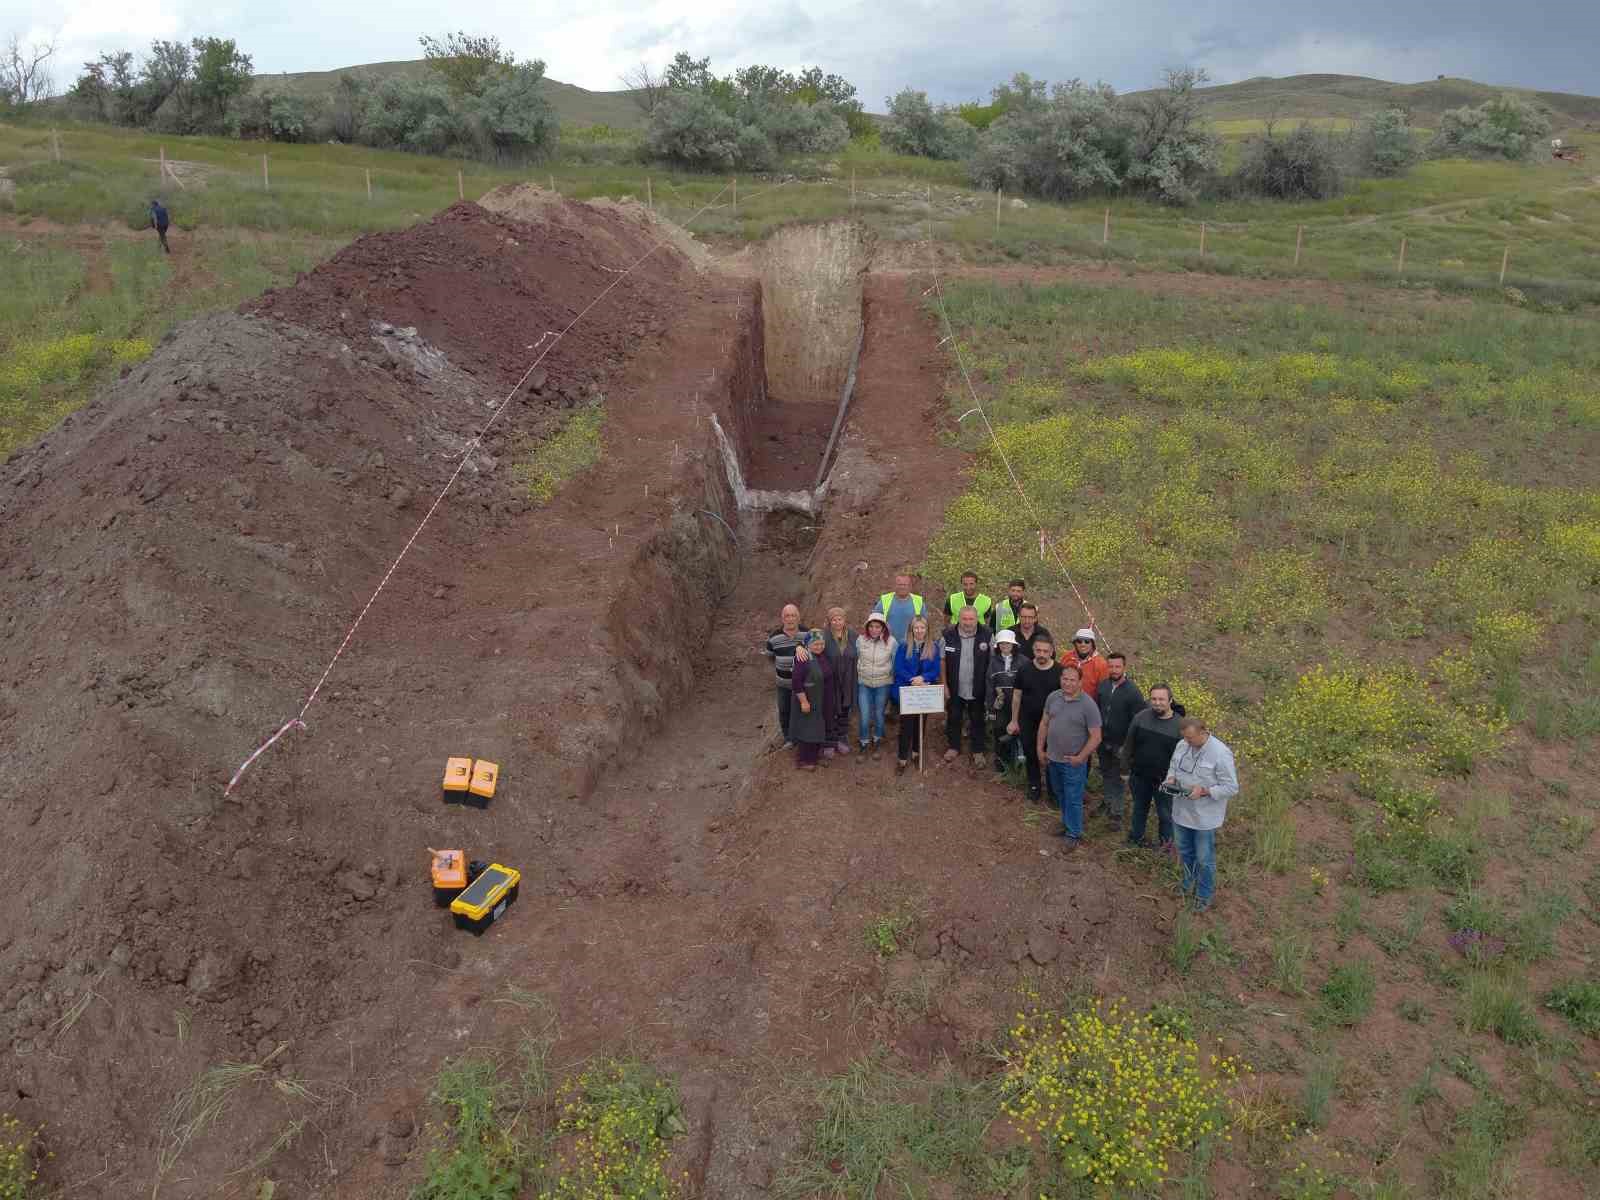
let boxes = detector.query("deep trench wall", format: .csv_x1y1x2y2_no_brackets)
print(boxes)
758,222,866,408
596,279,763,792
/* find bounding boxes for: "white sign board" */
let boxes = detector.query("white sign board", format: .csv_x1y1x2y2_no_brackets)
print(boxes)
898,684,945,716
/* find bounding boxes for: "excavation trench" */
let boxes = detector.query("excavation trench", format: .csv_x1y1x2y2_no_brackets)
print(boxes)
718,221,867,513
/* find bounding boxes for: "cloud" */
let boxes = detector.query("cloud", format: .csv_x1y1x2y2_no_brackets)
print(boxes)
15,0,1599,107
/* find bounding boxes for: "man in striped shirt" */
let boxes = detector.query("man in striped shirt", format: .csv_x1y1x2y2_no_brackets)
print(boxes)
764,604,805,748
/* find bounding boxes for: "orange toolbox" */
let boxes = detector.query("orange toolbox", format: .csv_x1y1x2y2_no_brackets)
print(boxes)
442,757,473,805
466,759,498,809
428,848,468,907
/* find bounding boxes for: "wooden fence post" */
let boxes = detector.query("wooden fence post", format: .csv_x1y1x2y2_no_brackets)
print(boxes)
1498,245,1510,286
51,128,60,163
1102,207,1110,244
365,169,372,200
850,167,856,208
1294,224,1304,267
1199,221,1207,256
457,170,463,200
1397,236,1407,276
646,176,652,211
549,174,555,194
262,153,269,192
732,176,738,214
996,188,1002,233
159,144,165,181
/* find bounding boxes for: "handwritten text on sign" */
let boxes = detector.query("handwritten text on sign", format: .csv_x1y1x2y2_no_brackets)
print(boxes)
897,684,945,716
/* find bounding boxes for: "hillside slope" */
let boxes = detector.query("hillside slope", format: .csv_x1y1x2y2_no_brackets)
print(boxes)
250,60,646,130
1149,72,1600,127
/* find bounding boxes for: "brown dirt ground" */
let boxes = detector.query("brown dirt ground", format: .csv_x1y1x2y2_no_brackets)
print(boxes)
5,204,1595,1197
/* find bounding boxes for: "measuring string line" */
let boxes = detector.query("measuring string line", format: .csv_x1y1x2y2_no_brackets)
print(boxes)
225,181,735,795
920,216,1112,652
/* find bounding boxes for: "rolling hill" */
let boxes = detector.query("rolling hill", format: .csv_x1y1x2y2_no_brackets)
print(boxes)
1159,72,1600,129
254,63,1600,138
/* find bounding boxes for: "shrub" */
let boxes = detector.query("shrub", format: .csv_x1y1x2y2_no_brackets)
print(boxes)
1430,94,1553,161
363,77,462,156
999,999,1242,1190
461,60,560,161
414,1055,525,1200
969,78,1129,200
644,91,743,169
229,90,322,143
1123,68,1220,205
881,88,976,160
1234,123,1344,199
1353,108,1418,177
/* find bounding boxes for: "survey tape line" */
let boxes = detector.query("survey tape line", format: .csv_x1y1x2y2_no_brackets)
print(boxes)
920,218,1112,652
226,181,736,796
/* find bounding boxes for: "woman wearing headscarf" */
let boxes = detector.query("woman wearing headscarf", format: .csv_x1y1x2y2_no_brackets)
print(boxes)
823,606,858,757
790,628,833,771
893,614,940,775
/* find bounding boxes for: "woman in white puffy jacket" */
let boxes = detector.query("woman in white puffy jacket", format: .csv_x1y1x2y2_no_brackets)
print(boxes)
1164,717,1239,914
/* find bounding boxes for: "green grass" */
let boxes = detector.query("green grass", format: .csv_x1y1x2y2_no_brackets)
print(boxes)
1462,972,1543,1046
1544,978,1600,1037
864,910,915,958
0,222,333,459
1429,1093,1525,1200
510,405,606,505
1316,961,1377,1027
776,1055,1002,1200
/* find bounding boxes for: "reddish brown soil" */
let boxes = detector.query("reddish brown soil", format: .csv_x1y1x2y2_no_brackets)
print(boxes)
246,200,682,397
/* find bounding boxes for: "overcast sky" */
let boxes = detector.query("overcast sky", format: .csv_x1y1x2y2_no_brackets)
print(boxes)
14,0,1598,105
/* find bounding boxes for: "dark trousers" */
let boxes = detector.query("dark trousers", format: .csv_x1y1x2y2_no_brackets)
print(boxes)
775,684,793,740
1097,742,1126,819
156,225,170,253
1128,774,1174,846
945,695,986,754
1020,714,1044,793
897,711,923,762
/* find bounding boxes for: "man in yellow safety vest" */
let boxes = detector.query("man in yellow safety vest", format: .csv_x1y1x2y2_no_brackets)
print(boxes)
942,570,993,627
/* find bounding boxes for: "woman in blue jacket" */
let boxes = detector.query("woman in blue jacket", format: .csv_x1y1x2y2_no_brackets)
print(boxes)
894,615,940,774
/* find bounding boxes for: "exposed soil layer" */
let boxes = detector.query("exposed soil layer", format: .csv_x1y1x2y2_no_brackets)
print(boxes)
245,199,685,397
0,198,768,1195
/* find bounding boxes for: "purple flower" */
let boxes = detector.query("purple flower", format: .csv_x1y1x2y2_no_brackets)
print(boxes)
1447,929,1505,961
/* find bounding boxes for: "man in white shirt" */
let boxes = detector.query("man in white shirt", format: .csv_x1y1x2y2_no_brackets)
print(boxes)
1164,717,1239,913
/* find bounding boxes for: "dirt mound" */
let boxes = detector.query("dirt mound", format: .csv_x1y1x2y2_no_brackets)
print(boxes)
480,182,713,270
0,198,742,1194
247,199,689,396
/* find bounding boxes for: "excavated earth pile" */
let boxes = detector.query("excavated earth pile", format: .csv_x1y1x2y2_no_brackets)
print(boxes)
0,194,763,1194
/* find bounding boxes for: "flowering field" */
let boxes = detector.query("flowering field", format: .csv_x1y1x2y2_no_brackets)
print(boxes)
914,275,1600,1197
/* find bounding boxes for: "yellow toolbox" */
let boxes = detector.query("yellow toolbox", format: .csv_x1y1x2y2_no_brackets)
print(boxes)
466,759,498,809
442,757,473,804
449,863,521,935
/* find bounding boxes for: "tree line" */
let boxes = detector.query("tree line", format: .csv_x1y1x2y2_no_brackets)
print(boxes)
882,70,1559,203
60,31,558,162
8,26,1563,196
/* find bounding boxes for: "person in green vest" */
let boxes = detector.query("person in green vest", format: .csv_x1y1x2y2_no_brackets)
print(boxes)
878,571,924,646
942,570,993,627
992,579,1028,632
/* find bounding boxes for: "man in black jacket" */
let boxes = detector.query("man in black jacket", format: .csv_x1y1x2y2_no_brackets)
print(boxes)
1120,683,1185,848
1008,635,1062,803
1094,652,1145,832
940,605,991,766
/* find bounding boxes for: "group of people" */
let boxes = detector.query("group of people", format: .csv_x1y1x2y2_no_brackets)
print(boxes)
762,571,1239,911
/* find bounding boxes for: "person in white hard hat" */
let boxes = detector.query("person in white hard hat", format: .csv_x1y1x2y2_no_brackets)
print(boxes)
984,627,1025,775
1062,628,1110,714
